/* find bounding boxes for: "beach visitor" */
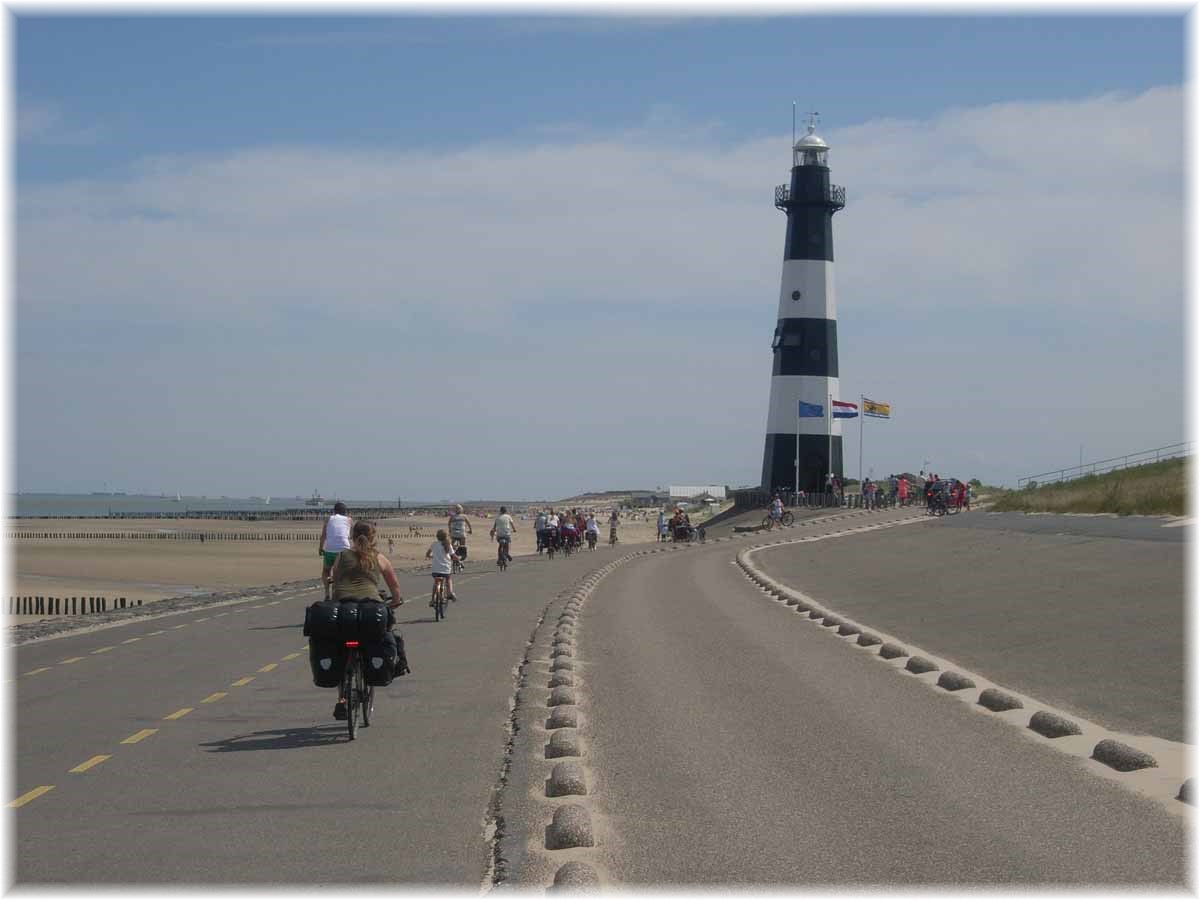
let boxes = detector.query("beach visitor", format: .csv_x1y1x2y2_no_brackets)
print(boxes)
534,509,548,552
585,513,599,548
898,476,908,507
319,501,353,601
426,528,460,605
329,520,406,720
657,509,667,542
609,508,619,545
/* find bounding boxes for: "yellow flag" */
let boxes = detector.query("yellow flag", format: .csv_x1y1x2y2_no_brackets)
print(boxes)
863,398,891,418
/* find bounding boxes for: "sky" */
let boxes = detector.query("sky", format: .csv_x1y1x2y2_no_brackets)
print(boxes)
11,9,1188,501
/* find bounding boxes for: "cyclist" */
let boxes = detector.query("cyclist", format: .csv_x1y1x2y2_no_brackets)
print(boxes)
585,513,600,549
491,505,516,564
534,509,548,553
426,528,460,605
329,521,406,721
319,502,353,601
769,494,784,524
447,503,472,581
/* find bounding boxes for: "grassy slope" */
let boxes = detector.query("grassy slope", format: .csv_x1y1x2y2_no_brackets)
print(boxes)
989,457,1186,516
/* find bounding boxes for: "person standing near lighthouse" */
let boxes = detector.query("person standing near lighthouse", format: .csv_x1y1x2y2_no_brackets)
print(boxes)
761,114,847,494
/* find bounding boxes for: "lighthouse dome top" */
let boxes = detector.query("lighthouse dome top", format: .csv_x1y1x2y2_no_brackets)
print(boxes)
793,119,830,168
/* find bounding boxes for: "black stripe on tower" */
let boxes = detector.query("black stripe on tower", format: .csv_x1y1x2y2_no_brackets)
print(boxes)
771,318,838,377
761,434,844,495
780,165,844,262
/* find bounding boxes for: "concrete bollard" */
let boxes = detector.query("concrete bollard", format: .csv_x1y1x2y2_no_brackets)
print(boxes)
72,597,77,615
101,597,107,612
136,598,141,606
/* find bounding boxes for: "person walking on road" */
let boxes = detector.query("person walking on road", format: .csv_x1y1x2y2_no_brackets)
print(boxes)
898,476,908,507
319,501,353,601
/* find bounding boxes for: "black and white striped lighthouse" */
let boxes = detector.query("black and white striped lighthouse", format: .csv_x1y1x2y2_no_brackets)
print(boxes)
760,115,846,493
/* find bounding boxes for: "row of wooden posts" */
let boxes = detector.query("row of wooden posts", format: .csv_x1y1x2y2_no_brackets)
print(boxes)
9,596,137,615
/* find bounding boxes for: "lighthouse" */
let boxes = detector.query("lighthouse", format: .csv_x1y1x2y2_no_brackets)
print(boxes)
760,115,846,493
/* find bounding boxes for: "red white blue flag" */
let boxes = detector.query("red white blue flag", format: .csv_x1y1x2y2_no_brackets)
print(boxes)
832,400,858,419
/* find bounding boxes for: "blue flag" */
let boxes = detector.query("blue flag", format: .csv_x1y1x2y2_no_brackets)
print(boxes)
798,401,824,418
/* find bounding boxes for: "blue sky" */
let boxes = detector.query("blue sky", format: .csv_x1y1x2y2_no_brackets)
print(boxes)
13,13,1187,499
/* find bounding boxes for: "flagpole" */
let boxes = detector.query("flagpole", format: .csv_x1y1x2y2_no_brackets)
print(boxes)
794,404,800,498
827,391,832,495
859,394,864,484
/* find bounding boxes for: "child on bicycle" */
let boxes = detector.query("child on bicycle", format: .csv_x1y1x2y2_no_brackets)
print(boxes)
426,528,460,604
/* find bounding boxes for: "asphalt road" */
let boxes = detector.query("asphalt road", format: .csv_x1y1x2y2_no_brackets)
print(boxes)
754,510,1186,741
9,510,1189,887
10,545,615,884
568,519,1187,885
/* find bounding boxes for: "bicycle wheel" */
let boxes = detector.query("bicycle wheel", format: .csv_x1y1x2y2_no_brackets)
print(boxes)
762,516,773,531
362,681,374,728
346,656,359,741
781,512,795,526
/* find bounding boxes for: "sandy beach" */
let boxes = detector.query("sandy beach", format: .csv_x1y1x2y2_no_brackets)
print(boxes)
8,508,665,623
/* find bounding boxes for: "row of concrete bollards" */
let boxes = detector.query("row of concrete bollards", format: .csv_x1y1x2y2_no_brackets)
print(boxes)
8,596,137,615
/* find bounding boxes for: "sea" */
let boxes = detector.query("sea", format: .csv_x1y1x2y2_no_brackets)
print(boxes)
8,494,406,519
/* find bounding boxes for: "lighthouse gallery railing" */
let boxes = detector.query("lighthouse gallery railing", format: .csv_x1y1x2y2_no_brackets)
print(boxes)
775,184,846,211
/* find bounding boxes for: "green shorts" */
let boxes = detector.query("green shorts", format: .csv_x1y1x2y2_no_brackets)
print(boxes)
322,550,339,568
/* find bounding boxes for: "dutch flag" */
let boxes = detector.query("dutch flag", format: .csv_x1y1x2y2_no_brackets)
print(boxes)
832,400,858,419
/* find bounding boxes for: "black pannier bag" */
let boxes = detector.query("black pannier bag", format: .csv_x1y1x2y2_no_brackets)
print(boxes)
394,630,411,676
362,634,398,687
308,637,347,688
303,600,340,638
336,601,361,640
356,601,389,640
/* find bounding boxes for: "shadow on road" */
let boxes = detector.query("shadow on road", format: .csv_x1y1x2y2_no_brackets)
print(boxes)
396,616,439,625
247,624,302,630
201,724,346,752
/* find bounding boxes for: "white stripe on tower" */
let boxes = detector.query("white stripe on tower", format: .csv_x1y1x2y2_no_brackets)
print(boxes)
760,114,846,493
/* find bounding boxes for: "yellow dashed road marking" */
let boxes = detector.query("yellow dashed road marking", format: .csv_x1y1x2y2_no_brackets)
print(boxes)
60,657,84,665
257,663,277,673
281,652,301,661
120,729,158,745
91,647,115,654
201,692,227,704
69,755,111,773
163,708,193,720
8,786,54,807
25,667,51,676
231,677,254,687
121,638,141,644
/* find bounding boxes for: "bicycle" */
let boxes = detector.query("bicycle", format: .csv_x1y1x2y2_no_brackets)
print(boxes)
586,531,597,551
451,538,466,574
762,510,794,530
609,528,618,546
496,536,510,571
338,640,373,741
431,575,449,621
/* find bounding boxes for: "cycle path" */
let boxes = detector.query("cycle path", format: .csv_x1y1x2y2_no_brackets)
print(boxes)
9,545,623,884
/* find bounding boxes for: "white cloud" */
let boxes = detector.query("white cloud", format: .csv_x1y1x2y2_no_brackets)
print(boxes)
17,85,1181,328
17,98,102,145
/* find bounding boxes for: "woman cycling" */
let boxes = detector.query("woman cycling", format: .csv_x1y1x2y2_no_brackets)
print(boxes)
329,521,406,720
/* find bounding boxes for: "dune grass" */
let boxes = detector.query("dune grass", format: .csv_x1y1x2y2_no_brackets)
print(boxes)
989,457,1186,516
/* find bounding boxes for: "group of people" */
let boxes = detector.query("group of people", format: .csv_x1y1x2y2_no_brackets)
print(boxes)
534,508,617,554
923,475,971,511
656,508,699,542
